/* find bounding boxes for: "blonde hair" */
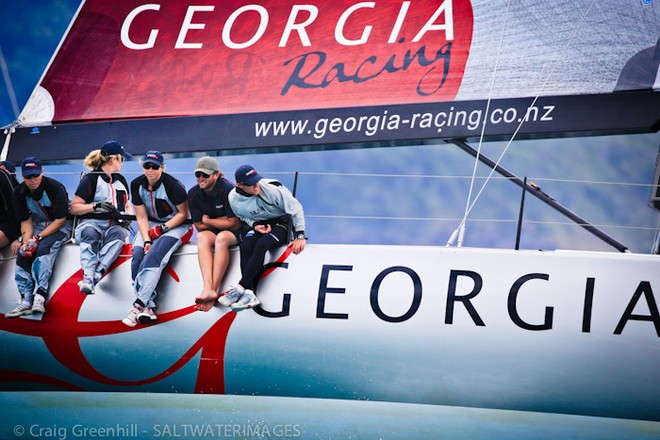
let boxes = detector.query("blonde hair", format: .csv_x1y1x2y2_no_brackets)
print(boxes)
84,149,118,169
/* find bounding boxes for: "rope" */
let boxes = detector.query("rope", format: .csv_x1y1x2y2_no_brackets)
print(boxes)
0,45,19,119
652,215,660,254
307,214,659,231
448,0,513,247
5,169,656,188
448,0,599,247
259,171,657,188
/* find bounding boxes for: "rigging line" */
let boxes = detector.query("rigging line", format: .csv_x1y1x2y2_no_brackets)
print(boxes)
309,213,658,232
449,0,513,247
30,169,656,187
36,167,655,187
652,215,660,254
459,0,599,226
296,171,487,179
0,45,19,119
464,0,512,216
646,0,659,39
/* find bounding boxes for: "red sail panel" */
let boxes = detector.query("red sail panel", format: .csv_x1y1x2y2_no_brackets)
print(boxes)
39,0,474,123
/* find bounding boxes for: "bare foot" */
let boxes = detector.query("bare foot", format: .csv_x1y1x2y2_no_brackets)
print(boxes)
194,289,219,312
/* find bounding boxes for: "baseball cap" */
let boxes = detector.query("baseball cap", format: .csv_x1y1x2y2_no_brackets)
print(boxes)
21,157,43,178
235,164,262,186
101,140,132,157
142,151,164,166
195,156,219,175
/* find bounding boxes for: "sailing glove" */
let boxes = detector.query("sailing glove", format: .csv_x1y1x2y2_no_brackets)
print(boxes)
118,219,132,229
19,236,40,258
93,201,118,214
148,224,169,239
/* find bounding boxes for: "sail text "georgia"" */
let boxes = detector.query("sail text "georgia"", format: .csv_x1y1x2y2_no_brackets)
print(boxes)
120,1,455,50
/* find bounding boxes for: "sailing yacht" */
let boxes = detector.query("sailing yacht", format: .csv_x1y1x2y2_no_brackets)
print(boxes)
1,1,659,438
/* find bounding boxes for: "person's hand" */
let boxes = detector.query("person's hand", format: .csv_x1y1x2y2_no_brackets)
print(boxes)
148,224,168,239
19,236,39,258
10,239,20,256
254,224,271,234
93,201,118,214
289,238,306,254
289,232,306,254
118,218,132,229
19,243,31,258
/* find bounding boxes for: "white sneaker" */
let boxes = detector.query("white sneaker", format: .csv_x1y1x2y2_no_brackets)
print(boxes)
122,306,142,327
78,279,94,295
137,307,157,324
218,286,243,307
32,294,46,314
231,289,260,312
5,302,33,318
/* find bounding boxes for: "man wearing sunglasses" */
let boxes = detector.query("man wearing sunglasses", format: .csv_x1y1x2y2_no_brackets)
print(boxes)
188,156,242,312
122,151,192,327
5,157,72,318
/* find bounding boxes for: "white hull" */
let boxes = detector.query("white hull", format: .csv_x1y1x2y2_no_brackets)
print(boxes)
1,242,658,423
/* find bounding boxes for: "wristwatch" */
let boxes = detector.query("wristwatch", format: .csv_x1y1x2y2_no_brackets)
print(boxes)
295,231,306,240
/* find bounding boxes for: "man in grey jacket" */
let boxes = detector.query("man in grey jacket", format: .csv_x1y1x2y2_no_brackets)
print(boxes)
221,164,306,311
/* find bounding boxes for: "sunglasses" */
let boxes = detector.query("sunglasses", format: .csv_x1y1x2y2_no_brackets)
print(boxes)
23,174,40,180
195,171,211,179
142,163,161,170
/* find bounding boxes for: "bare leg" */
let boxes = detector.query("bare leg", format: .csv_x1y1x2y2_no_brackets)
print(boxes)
196,231,238,312
194,231,218,311
212,231,238,291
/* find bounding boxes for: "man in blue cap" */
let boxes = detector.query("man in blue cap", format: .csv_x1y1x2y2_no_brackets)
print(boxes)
208,164,307,312
5,157,72,318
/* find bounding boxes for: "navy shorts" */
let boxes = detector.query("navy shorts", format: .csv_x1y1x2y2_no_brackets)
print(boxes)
0,220,20,241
